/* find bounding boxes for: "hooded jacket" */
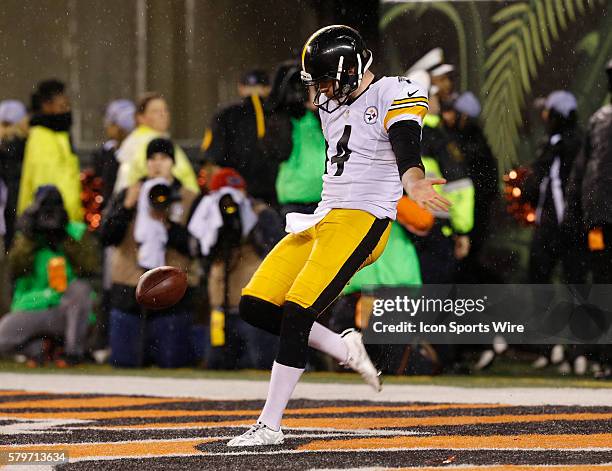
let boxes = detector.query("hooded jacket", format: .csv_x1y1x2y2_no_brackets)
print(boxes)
578,104,612,228
114,125,199,195
526,126,582,228
17,118,82,222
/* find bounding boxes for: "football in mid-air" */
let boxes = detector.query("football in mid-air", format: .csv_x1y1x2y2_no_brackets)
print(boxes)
135,266,188,310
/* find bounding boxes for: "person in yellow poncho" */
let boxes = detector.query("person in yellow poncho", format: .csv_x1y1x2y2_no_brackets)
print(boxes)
114,92,199,194
17,80,83,222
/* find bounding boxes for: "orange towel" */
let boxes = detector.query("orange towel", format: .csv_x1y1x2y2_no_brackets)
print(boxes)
396,196,434,232
588,227,605,251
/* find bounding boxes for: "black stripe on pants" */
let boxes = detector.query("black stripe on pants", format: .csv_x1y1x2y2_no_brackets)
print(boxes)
310,217,390,315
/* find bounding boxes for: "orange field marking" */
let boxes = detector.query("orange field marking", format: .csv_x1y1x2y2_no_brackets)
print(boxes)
291,403,511,415
1,403,510,420
112,411,612,430
299,433,612,451
0,438,214,459
0,390,51,397
397,466,612,471
0,396,192,410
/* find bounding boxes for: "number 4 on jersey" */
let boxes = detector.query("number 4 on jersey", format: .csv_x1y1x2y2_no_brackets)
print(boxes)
328,125,352,176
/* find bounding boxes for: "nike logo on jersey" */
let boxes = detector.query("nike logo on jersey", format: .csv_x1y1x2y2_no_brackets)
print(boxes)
407,90,418,97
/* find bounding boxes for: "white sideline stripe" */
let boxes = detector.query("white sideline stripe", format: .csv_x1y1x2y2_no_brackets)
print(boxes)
1,373,611,406
65,453,201,463
85,426,428,437
1,467,54,471
0,417,91,435
0,436,213,448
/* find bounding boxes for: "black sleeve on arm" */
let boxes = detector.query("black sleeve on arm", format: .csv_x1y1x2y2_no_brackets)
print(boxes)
388,120,425,177
203,111,228,166
166,221,192,257
99,190,134,247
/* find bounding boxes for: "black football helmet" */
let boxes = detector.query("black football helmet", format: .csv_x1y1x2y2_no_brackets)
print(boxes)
267,60,308,114
300,25,373,113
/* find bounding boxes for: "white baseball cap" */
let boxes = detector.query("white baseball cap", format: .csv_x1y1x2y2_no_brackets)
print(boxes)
104,99,136,132
0,100,27,124
545,90,577,118
454,92,481,118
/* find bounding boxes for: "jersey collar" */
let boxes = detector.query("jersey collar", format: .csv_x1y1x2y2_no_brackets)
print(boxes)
345,75,381,107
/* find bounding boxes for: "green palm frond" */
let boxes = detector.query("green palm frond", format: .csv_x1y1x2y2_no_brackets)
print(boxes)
482,0,603,170
564,0,576,21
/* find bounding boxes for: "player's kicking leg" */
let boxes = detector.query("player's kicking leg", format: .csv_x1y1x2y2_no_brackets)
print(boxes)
228,209,390,447
239,295,381,392
339,328,381,391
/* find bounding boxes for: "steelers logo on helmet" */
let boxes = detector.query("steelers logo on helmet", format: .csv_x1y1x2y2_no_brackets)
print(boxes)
300,25,373,113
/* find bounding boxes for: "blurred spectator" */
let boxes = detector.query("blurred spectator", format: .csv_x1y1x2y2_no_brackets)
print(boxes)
264,61,326,218
18,79,83,222
568,59,612,284
0,99,29,249
442,92,499,282
0,186,98,365
114,92,199,194
201,69,279,205
0,99,29,313
0,178,6,314
430,63,456,103
407,70,474,283
564,59,612,379
89,99,136,357
101,138,199,368
92,99,136,208
188,167,282,369
524,90,587,283
407,48,456,104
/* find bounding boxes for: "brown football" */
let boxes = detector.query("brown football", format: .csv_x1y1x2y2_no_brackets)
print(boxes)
135,266,188,310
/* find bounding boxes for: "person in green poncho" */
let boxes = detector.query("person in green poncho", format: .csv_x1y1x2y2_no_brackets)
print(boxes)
0,186,99,365
264,61,326,218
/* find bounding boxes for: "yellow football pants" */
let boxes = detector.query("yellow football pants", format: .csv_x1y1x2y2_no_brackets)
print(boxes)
242,209,391,314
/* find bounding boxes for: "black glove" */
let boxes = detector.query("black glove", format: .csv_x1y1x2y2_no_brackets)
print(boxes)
42,228,68,251
16,209,37,240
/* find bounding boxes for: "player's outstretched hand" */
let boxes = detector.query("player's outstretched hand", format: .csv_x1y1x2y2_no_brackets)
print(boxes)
409,178,452,212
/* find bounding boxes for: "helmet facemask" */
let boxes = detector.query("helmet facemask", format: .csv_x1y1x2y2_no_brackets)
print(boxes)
301,49,373,113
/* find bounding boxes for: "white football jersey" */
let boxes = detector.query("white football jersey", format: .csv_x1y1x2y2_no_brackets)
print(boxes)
316,76,429,220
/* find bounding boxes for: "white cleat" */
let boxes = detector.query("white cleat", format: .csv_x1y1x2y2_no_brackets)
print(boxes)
550,344,565,365
574,355,588,376
531,355,549,369
340,328,382,392
474,349,496,371
226,422,284,447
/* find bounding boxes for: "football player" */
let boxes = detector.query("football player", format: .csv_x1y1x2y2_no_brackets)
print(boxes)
227,25,451,446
